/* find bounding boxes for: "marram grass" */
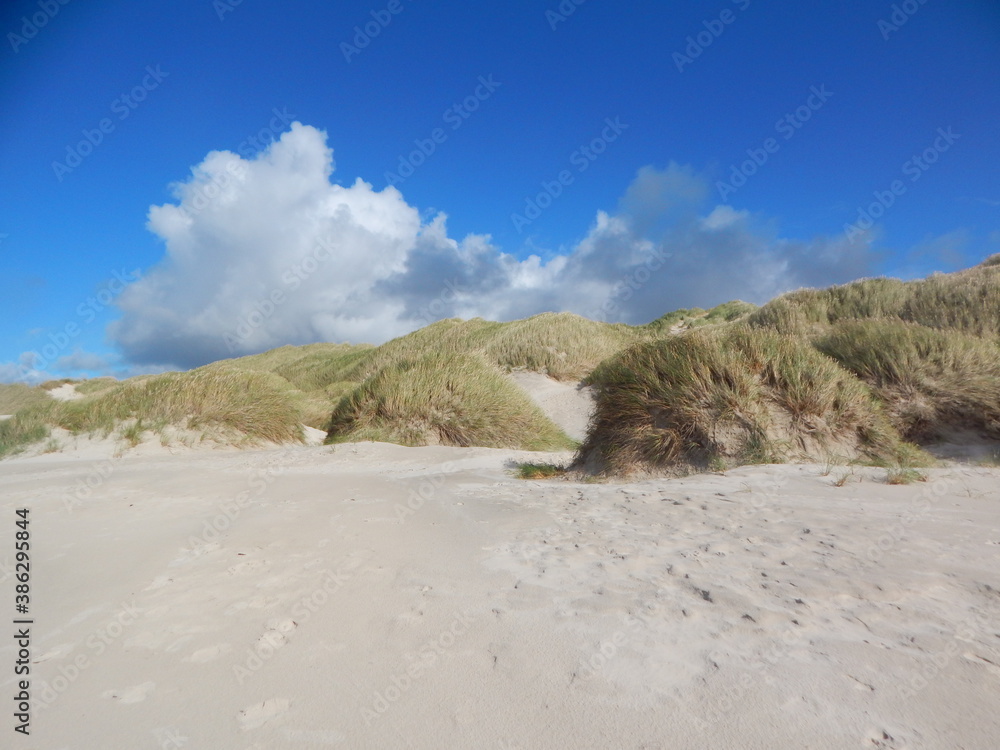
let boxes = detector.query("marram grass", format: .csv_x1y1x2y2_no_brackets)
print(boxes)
327,351,576,450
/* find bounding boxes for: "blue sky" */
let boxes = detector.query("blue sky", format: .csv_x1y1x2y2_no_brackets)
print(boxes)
1,0,998,381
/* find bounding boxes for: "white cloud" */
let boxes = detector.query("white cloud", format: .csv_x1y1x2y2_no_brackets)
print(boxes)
109,123,878,370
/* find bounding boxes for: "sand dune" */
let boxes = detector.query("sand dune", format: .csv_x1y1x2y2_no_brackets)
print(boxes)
1,440,998,748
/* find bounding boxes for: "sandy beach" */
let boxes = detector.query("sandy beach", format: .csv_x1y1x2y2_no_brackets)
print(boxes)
2,437,998,749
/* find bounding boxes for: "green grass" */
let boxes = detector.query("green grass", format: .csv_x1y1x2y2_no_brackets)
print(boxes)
0,404,55,458
59,368,305,444
748,260,1000,338
74,377,119,396
327,351,576,450
514,462,567,479
814,319,1000,442
0,383,52,414
643,300,756,334
885,467,927,485
576,325,923,476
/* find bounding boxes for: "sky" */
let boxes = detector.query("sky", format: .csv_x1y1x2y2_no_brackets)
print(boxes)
1,0,998,381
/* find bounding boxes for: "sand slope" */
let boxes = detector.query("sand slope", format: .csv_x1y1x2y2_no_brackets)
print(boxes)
508,372,594,442
1,442,998,749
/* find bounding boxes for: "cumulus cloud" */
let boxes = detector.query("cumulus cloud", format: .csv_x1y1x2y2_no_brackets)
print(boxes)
110,123,877,370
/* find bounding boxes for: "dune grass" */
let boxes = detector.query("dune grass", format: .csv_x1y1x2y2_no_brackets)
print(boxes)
0,383,53,414
337,313,644,383
643,300,757,334
576,326,923,476
814,319,1000,442
327,351,576,450
0,403,55,458
748,261,1000,338
74,377,119,396
57,368,305,444
0,368,305,457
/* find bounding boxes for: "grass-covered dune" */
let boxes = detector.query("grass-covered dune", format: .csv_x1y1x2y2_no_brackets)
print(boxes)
0,383,53,414
815,319,1000,443
327,351,576,450
575,326,923,476
748,255,1000,337
2,257,997,470
0,368,305,458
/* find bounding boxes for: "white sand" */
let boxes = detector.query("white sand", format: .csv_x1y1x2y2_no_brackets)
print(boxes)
509,371,595,442
46,384,83,402
1,439,998,749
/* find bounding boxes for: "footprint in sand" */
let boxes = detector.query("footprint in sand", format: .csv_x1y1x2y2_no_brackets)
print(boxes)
239,697,291,730
184,643,232,663
103,681,156,704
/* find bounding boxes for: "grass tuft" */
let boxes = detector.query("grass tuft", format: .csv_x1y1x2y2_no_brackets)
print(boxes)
514,462,567,479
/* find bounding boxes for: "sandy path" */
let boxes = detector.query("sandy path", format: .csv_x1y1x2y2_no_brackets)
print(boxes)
0,443,998,748
508,372,594,442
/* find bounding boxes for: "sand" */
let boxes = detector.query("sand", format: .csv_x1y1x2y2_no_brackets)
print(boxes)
508,372,595,442
1,436,999,749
